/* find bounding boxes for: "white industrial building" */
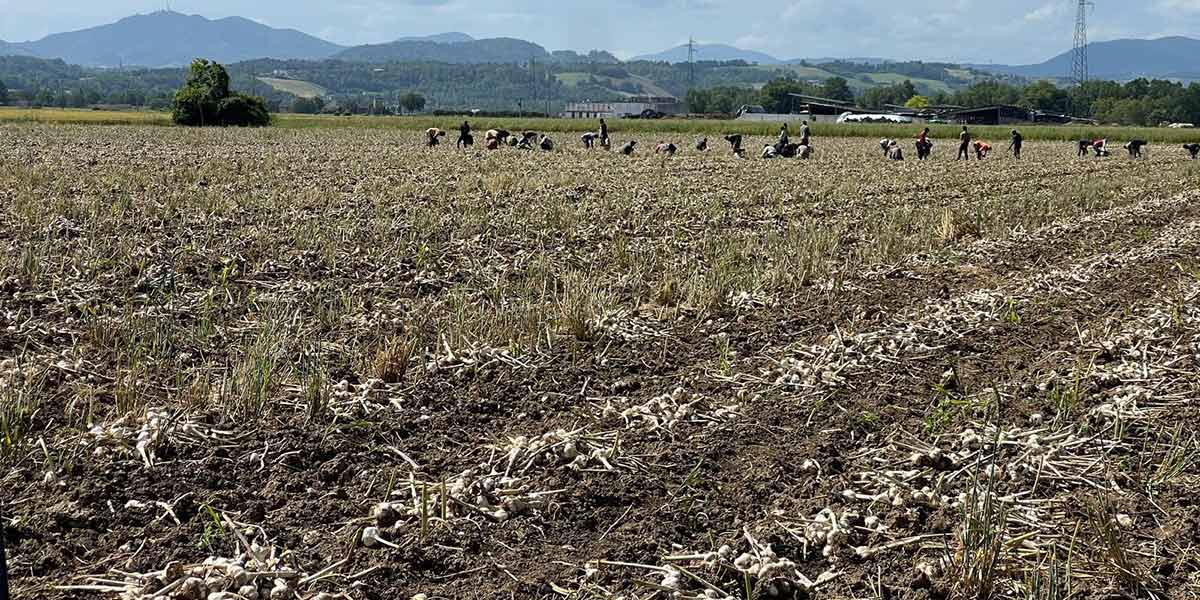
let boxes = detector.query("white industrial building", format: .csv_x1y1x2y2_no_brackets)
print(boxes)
561,96,681,119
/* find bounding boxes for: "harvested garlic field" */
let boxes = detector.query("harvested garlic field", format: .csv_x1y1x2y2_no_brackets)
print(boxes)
2,123,1199,600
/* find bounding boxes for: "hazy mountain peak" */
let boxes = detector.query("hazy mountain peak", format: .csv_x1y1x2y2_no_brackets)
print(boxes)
974,36,1200,81
5,10,345,68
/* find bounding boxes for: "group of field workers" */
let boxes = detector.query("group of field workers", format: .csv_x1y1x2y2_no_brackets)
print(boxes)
428,118,820,160
425,123,557,151
427,119,1199,161
885,126,1187,161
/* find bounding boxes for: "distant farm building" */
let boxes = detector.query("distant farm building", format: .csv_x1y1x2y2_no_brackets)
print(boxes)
944,105,1096,126
695,94,1100,126
562,96,681,119
786,94,877,123
946,105,1031,125
735,95,889,123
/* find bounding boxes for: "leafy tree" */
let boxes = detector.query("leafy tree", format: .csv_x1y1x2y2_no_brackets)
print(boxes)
821,77,854,102
685,88,711,113
399,92,426,114
905,95,931,109
1019,80,1069,113
291,96,326,114
0,79,7,105
685,85,762,114
33,89,54,107
216,95,271,126
950,81,1021,109
861,80,919,108
760,77,812,113
173,59,269,126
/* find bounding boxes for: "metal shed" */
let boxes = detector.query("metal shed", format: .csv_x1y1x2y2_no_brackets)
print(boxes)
946,105,1032,125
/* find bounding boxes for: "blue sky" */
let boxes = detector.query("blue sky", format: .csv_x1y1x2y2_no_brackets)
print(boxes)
1,0,1198,64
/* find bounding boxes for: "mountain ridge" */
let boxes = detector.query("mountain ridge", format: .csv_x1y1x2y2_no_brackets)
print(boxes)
972,36,1200,80
0,11,345,67
333,38,617,65
1,11,1199,83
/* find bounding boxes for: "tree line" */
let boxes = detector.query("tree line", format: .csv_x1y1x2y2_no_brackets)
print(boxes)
4,52,1200,126
684,75,1200,126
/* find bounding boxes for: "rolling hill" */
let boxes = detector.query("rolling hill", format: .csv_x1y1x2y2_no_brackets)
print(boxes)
334,38,616,66
974,36,1200,81
632,43,782,64
0,41,29,57
394,32,475,44
335,37,552,64
0,11,345,67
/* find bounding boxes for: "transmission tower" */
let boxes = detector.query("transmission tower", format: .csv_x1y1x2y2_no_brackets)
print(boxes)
1070,0,1092,87
687,37,696,91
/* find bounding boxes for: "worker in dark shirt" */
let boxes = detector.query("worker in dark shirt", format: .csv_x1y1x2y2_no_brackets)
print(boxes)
1124,139,1148,159
725,134,745,157
457,121,473,148
1077,139,1091,158
1008,129,1023,159
779,123,790,147
957,126,971,161
599,118,610,149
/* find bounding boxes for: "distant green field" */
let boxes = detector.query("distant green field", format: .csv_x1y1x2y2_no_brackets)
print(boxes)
257,77,328,98
554,72,673,98
772,65,841,81
861,73,955,95
0,107,171,126
554,72,591,86
3,107,1199,144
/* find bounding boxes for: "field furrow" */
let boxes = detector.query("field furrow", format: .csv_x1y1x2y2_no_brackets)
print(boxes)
2,125,1198,600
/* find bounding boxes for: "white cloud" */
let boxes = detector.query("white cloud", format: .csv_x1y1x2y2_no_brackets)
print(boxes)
1024,2,1065,22
1154,0,1200,13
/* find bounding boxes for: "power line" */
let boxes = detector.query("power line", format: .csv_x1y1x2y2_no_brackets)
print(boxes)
1070,0,1093,87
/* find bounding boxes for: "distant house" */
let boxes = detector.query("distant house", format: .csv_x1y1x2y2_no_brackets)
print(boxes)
562,96,681,119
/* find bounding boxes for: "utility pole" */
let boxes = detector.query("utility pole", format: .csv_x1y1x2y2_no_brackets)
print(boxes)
1070,0,1092,87
687,37,697,92
530,55,537,115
